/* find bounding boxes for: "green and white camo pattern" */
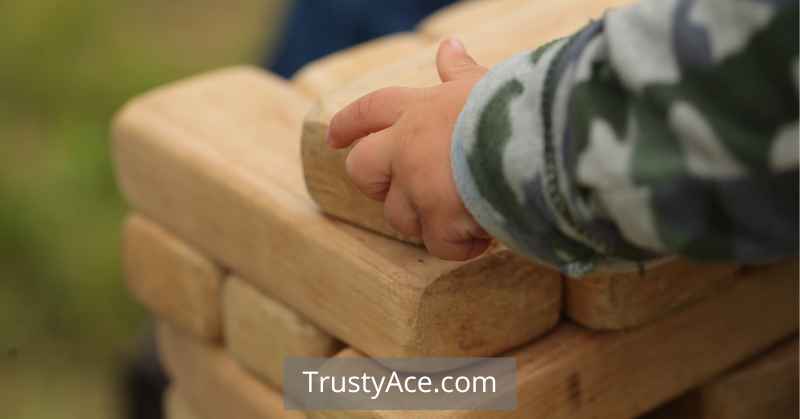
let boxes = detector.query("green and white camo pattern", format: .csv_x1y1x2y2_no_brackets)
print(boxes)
452,0,798,276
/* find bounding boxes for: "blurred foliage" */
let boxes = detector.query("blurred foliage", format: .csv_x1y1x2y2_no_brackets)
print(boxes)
0,1,288,417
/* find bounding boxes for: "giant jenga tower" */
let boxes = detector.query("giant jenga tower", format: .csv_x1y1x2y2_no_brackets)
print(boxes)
113,1,799,418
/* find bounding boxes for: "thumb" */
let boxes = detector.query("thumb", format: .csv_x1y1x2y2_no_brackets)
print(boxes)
436,38,486,83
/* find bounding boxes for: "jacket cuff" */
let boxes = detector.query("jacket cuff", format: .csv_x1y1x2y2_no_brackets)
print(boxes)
450,42,604,277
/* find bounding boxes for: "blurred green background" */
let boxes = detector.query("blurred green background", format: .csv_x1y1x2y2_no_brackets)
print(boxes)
0,1,288,417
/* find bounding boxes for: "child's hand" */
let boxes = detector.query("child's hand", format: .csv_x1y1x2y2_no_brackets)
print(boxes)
327,39,491,261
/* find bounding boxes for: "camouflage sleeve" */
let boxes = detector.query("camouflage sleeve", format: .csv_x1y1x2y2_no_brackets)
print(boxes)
451,0,798,276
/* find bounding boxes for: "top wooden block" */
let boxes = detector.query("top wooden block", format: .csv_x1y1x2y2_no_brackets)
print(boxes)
112,66,562,360
417,0,532,39
566,259,739,329
293,33,430,99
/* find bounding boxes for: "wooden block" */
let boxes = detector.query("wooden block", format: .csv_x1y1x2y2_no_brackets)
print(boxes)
223,276,343,389
307,260,799,419
302,0,635,243
123,214,223,340
417,0,532,39
566,259,740,329
293,33,429,99
112,66,562,359
157,324,306,419
643,337,799,419
165,387,201,419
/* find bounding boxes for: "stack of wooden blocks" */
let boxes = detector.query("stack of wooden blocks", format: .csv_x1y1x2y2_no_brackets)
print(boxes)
113,1,799,418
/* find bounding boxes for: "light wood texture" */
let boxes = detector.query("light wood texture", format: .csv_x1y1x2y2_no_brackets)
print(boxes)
223,276,343,389
293,33,429,99
307,260,799,419
644,337,799,419
165,387,200,419
123,214,223,340
157,324,306,419
302,0,634,243
567,259,740,329
113,66,562,360
417,0,532,39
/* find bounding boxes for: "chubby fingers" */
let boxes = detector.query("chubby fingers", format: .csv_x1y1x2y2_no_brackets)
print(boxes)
436,38,487,83
344,129,397,201
327,86,424,149
382,183,491,260
421,211,491,261
384,187,421,238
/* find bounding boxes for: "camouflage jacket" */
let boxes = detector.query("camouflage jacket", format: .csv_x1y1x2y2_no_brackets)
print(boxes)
451,0,798,276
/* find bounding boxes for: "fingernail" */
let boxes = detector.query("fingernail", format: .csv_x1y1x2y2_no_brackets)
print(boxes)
447,37,465,53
